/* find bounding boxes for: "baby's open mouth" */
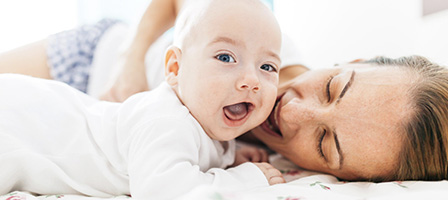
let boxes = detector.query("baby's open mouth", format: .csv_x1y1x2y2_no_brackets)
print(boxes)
223,102,253,121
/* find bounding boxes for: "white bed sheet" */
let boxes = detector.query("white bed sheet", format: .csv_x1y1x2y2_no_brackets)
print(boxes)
2,154,447,200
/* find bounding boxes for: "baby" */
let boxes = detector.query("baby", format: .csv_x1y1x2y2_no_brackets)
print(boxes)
0,0,283,199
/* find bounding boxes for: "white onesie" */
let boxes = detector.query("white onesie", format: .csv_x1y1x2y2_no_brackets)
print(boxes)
0,74,268,199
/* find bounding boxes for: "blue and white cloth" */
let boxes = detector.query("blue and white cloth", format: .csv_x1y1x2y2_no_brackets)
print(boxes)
46,19,119,93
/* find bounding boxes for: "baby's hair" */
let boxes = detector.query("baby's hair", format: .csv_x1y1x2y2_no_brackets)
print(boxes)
172,0,208,49
172,0,270,50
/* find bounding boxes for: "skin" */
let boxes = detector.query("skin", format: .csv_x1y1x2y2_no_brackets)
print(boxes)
164,0,285,185
165,0,282,141
251,64,415,180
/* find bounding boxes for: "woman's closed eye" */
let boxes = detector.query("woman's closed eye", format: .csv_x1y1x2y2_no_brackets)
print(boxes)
317,129,327,160
317,128,343,169
260,64,277,72
216,53,236,63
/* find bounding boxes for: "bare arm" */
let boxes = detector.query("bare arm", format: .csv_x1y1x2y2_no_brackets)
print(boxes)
0,40,51,80
101,0,185,102
279,64,308,85
127,0,184,61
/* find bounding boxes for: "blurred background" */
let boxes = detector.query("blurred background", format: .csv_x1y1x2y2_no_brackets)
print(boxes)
0,0,447,68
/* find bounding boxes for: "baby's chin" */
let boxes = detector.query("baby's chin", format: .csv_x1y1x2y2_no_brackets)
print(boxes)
203,107,270,141
207,123,257,141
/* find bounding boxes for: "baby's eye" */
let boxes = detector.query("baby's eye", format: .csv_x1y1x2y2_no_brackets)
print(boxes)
216,54,236,63
260,64,277,72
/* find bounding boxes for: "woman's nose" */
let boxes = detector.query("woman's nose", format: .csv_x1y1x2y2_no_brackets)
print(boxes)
282,99,330,128
237,67,260,92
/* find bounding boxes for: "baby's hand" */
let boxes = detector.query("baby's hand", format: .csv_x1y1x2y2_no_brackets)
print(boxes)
232,146,269,167
254,162,285,185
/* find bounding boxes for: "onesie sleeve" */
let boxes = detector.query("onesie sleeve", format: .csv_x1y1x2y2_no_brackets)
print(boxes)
126,119,269,199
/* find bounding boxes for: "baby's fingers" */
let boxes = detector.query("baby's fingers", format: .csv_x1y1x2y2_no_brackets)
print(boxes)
254,162,285,185
269,176,286,185
265,167,285,185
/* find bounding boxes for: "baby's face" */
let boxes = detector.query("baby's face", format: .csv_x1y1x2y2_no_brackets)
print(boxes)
171,0,282,141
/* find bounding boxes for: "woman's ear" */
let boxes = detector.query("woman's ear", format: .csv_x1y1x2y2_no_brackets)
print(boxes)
164,46,182,86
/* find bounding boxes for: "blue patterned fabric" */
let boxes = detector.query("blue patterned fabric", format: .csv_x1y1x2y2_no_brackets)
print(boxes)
46,19,119,93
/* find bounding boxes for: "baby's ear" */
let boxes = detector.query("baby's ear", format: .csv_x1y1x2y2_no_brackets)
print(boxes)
164,46,182,86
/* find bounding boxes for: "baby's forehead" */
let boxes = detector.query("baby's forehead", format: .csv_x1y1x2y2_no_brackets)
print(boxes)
180,0,271,28
174,0,279,49
203,0,269,18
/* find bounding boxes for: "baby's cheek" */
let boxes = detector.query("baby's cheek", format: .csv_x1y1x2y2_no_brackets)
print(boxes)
263,84,278,103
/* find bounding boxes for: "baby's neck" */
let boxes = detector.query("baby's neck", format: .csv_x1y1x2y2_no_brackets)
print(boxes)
220,141,229,152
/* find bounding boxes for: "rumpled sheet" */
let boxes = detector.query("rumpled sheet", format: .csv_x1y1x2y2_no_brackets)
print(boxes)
2,154,447,200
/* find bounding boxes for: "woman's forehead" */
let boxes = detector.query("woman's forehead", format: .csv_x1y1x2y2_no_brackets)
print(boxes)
338,124,404,179
336,66,413,131
333,67,413,179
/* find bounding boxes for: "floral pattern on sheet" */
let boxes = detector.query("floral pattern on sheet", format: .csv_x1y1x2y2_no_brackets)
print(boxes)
1,155,443,200
0,192,131,200
1,192,27,200
209,192,227,200
276,196,302,200
42,195,64,199
1,192,21,200
310,181,331,190
280,169,302,176
394,181,409,188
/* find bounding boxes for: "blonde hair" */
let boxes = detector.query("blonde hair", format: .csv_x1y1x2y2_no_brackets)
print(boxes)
363,55,448,181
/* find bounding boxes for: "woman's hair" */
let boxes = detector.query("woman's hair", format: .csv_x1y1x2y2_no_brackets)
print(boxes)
363,55,448,181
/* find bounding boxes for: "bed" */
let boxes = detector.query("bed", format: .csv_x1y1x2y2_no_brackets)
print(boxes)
2,153,447,200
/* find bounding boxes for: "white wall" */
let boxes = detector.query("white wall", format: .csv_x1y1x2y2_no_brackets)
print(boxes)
1,0,446,68
417,10,448,66
274,0,428,68
0,0,149,54
0,0,78,53
77,0,150,26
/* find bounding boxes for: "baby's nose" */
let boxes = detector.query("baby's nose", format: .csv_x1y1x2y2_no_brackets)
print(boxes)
237,68,260,92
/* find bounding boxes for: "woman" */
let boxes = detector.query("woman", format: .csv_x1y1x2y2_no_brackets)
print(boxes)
253,56,448,181
0,0,447,182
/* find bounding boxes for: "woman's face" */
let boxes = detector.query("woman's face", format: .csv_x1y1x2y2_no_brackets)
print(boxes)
251,64,415,180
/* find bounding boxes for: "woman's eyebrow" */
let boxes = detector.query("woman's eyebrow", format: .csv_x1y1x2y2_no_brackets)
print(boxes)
336,70,356,105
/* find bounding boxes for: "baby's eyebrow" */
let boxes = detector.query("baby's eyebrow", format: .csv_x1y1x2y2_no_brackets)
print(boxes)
209,36,242,47
266,50,281,63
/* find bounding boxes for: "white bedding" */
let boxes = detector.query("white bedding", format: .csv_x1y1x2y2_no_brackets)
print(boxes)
2,154,447,200
4,10,448,200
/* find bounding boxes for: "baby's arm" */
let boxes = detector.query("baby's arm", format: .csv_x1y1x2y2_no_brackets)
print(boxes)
122,119,275,199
